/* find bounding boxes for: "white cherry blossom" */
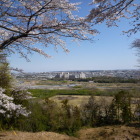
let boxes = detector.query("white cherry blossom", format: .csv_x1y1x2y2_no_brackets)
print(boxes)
0,0,96,59
0,88,30,118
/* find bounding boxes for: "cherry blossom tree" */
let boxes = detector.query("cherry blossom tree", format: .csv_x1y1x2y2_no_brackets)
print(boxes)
0,53,31,119
0,88,31,118
0,0,97,60
132,39,140,63
1,0,139,60
0,0,97,119
87,0,140,35
87,0,140,63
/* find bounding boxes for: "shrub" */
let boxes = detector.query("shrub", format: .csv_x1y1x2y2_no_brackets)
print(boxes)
81,96,101,126
0,55,12,90
0,88,31,129
113,90,132,123
0,53,31,129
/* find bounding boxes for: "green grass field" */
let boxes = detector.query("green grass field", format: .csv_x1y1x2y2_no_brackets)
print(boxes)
29,88,127,99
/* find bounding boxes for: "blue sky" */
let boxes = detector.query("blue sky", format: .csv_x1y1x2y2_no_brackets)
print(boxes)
9,1,140,72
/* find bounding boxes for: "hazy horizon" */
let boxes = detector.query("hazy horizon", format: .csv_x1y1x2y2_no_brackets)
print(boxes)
12,68,140,73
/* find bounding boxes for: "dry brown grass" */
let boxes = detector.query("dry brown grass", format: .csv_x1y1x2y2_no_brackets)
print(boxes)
78,125,140,140
1,125,140,140
0,131,78,140
50,95,113,107
21,79,140,89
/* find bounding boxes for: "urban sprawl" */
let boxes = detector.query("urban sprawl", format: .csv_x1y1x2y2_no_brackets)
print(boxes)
13,70,140,80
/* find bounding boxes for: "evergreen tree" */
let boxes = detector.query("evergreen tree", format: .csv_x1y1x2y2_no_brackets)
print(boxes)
0,53,12,90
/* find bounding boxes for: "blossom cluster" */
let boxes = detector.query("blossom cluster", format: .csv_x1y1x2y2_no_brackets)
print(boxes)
11,86,32,100
0,0,97,60
0,88,30,118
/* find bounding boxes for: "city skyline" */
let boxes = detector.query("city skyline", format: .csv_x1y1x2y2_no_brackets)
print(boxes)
13,69,140,80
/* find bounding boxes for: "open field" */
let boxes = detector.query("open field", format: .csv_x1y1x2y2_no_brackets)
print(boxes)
30,89,140,113
29,87,140,100
19,79,140,100
50,95,113,107
29,89,102,98
18,79,140,90
28,80,140,107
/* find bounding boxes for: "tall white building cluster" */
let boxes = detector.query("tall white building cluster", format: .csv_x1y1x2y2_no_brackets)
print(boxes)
55,72,86,79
